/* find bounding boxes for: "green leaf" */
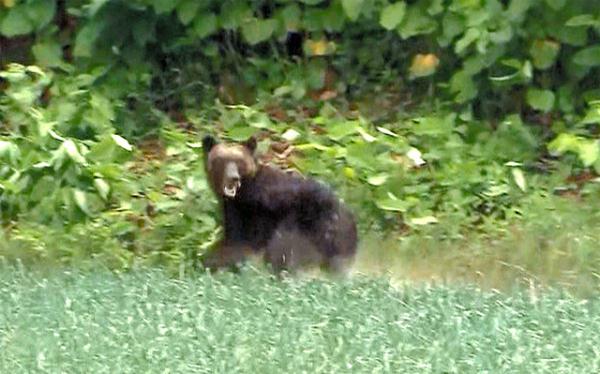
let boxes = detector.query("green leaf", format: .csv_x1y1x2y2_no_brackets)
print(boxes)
24,0,56,29
357,127,376,143
506,0,534,21
344,143,377,170
177,0,202,25
566,14,598,27
192,12,218,38
326,122,359,141
375,196,410,212
89,164,123,179
220,2,252,30
63,139,87,165
341,0,364,21
581,105,600,125
0,6,33,36
278,4,301,31
548,134,598,167
376,126,398,137
227,127,257,141
87,0,109,16
455,28,480,55
73,189,91,216
557,85,575,113
413,115,454,137
573,46,600,67
440,12,464,46
111,134,133,151
379,2,406,30
241,18,277,45
0,140,20,165
529,40,560,70
88,93,115,126
94,178,110,201
152,0,181,14
490,25,513,44
367,173,389,186
450,71,477,103
548,133,579,155
32,40,63,68
428,0,444,16
248,112,272,129
526,89,555,112
410,216,438,225
320,1,346,32
484,184,510,197
73,21,103,58
511,168,527,192
545,0,565,10
398,6,436,39
556,25,588,46
578,141,599,167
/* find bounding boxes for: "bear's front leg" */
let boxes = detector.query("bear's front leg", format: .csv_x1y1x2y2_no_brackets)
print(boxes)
200,240,253,272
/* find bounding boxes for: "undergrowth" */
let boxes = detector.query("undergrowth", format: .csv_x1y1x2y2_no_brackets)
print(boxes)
2,65,600,291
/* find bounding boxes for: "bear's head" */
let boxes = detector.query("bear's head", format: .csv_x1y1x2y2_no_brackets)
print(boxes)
202,135,257,199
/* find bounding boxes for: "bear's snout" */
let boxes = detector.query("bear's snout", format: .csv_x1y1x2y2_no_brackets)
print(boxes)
223,162,242,198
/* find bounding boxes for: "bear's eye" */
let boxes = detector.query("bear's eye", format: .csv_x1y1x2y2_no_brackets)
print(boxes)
236,160,247,175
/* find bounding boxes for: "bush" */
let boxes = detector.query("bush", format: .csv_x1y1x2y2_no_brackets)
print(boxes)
1,1,599,112
0,64,133,224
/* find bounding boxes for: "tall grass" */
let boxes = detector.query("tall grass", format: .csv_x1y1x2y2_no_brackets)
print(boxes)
2,192,600,295
0,267,599,373
356,194,600,295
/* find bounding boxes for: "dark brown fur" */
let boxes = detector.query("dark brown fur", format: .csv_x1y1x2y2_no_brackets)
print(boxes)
200,135,358,274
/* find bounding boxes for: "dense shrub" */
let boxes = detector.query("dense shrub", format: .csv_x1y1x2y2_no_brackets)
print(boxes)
2,0,599,111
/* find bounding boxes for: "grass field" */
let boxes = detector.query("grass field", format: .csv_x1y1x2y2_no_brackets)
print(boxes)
1,266,599,373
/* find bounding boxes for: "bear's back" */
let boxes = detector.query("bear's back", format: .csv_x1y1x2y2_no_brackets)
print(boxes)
238,165,337,213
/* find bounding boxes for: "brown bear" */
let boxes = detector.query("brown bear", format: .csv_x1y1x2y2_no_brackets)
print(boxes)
200,134,358,274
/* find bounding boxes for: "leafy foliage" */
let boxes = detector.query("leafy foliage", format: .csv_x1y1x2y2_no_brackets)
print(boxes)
0,64,133,223
0,0,598,111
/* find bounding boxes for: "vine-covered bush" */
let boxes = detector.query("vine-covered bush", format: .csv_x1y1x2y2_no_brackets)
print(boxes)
2,0,599,112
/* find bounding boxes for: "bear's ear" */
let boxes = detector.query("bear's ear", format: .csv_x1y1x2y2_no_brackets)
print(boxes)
202,135,218,154
243,135,257,153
